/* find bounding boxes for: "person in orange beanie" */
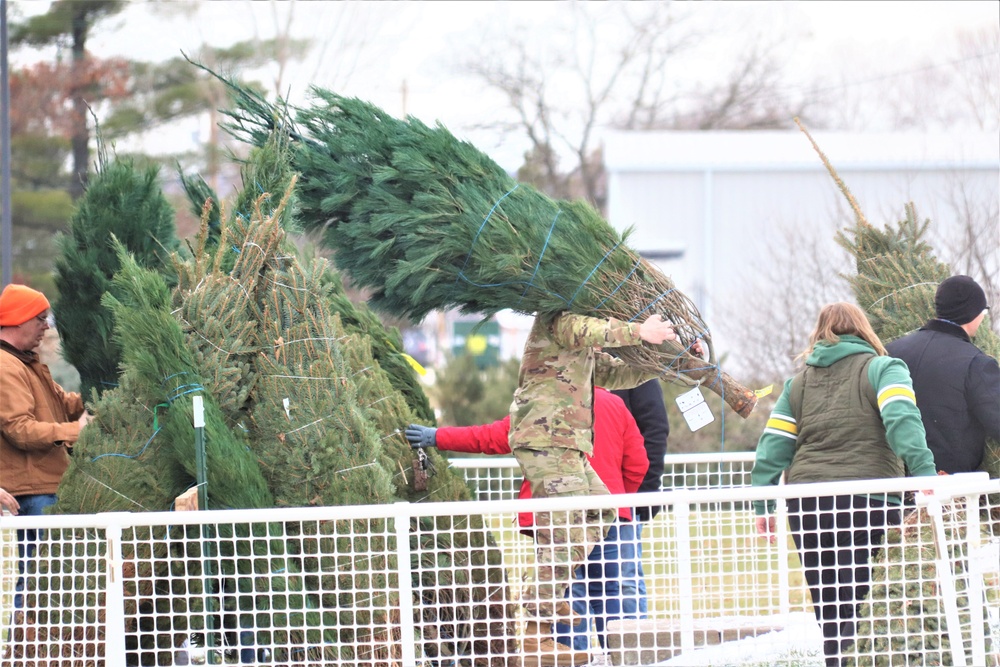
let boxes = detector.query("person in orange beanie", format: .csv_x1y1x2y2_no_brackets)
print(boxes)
0,284,91,608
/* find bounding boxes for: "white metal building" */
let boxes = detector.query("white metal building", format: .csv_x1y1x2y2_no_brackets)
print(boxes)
604,130,999,373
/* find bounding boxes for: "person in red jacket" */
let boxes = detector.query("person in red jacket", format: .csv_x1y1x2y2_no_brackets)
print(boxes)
407,387,649,661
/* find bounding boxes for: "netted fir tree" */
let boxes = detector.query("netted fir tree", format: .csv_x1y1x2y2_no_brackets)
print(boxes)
40,137,515,665
180,157,434,424
53,148,180,399
214,74,757,417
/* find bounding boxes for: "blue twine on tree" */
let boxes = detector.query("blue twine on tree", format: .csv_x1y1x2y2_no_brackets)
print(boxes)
89,402,170,463
627,287,678,322
515,209,561,309
453,185,519,292
90,428,161,462
594,257,642,311
167,384,204,403
568,240,624,307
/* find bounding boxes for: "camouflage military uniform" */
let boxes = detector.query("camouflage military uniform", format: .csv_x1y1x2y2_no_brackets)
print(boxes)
510,311,656,620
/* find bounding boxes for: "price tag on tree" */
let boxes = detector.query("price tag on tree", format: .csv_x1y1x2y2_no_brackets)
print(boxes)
675,387,715,432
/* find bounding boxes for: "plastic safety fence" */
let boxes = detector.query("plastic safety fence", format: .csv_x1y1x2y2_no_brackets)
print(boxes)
0,473,997,666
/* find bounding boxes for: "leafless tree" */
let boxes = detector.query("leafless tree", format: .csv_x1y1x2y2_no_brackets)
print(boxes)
718,212,853,385
821,23,999,132
670,37,813,131
461,4,813,209
953,25,1000,132
935,179,1000,334
459,3,694,207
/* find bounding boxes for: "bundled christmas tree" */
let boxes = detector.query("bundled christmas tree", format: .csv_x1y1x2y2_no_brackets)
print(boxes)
35,136,515,665
216,78,757,417
180,166,435,424
54,146,180,399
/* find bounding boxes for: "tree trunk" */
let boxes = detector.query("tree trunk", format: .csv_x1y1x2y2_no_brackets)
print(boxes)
69,7,90,200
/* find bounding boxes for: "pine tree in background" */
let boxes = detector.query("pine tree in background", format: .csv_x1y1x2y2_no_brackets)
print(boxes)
53,148,180,398
434,353,521,427
216,77,757,417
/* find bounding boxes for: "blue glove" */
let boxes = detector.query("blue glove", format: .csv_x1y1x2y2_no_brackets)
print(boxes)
405,424,437,448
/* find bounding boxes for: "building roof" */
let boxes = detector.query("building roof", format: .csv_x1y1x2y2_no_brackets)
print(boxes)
603,130,1000,172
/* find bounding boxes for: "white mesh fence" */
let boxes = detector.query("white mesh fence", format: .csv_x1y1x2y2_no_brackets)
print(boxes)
0,470,997,666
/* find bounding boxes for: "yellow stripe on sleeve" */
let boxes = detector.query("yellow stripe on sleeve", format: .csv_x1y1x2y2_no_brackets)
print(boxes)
764,415,798,439
877,384,916,410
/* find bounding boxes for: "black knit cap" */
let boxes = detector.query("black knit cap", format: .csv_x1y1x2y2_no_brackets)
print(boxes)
935,275,989,325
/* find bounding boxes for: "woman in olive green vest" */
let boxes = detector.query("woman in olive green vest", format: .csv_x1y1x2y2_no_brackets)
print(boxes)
750,302,937,667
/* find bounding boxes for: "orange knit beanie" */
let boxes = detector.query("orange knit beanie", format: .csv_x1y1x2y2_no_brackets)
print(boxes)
0,284,50,326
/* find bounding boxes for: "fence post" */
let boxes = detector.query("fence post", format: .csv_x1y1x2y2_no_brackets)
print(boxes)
775,497,791,618
964,493,988,666
672,497,696,655
927,497,968,667
104,519,127,664
394,502,417,667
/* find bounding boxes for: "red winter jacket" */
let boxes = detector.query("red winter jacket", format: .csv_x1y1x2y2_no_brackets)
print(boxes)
435,387,648,528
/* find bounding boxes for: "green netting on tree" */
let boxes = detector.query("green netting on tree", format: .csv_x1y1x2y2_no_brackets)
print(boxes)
215,77,756,416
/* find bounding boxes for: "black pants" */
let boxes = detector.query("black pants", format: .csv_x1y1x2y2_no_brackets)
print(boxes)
786,495,901,667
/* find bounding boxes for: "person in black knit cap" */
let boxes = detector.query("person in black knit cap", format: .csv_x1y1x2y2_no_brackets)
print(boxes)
886,275,999,474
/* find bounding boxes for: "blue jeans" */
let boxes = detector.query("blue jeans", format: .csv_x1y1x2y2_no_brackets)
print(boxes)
555,521,648,650
14,493,58,609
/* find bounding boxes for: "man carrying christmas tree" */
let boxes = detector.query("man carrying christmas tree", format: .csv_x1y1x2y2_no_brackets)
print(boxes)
886,275,1000,474
0,284,91,608
509,310,676,665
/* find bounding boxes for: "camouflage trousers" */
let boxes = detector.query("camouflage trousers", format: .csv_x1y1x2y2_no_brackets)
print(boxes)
511,446,616,619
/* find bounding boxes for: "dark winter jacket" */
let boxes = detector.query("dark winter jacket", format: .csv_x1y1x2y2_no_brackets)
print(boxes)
612,380,669,521
886,319,1000,474
436,387,648,528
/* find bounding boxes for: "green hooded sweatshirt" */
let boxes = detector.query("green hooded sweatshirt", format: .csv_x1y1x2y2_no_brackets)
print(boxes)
751,335,937,515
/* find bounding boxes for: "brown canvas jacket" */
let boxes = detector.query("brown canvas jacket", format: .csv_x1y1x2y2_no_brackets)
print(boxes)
0,341,82,495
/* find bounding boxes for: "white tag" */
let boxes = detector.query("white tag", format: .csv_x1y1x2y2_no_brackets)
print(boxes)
675,387,715,432
283,398,291,419
675,387,705,412
681,401,715,431
192,396,205,428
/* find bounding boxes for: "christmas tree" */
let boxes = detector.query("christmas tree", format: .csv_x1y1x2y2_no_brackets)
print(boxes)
54,146,180,399
29,136,515,665
216,77,758,417
180,166,435,424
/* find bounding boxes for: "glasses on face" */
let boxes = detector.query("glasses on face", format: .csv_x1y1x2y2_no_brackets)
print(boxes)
20,313,53,328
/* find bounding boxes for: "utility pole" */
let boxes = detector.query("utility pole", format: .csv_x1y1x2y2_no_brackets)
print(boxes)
1,0,13,287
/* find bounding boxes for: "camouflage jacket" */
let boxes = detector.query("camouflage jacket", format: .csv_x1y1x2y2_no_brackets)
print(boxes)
509,312,658,454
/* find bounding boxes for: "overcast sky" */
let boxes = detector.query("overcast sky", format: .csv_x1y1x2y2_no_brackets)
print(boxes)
9,0,999,170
